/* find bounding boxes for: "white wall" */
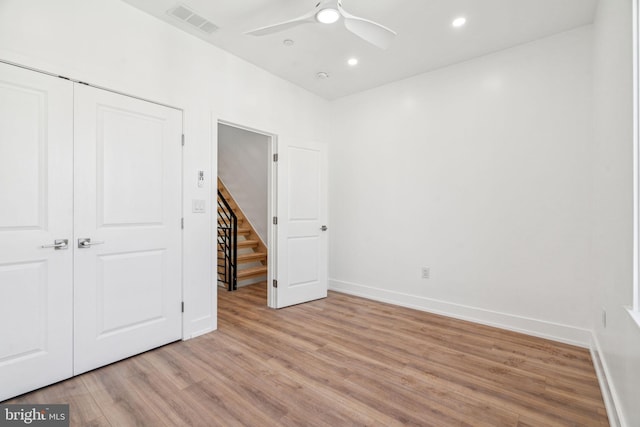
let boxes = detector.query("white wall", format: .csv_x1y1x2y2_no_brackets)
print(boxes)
3,1,637,422
0,0,328,338
328,26,595,345
591,0,640,425
218,124,269,243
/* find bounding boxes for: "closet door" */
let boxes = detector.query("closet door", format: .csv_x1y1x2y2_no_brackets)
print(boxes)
73,85,182,375
0,63,73,401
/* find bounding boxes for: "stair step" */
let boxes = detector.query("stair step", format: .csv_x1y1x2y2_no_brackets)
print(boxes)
237,252,267,263
218,203,238,211
237,265,268,280
221,223,244,230
217,214,243,222
217,227,251,236
237,239,259,248
217,211,240,219
217,203,236,209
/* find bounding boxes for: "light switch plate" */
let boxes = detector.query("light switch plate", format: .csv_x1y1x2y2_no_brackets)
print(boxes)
192,199,206,213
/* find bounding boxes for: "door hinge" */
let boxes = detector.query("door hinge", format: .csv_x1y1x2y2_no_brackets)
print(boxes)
181,302,184,313
273,153,278,162
273,216,278,225
273,279,278,288
181,218,184,229
181,134,185,146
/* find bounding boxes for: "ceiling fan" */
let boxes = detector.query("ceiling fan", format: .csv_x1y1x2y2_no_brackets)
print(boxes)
245,0,397,50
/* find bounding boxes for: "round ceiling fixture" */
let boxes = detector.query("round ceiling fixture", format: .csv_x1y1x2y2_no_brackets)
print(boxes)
452,17,467,28
316,8,340,24
316,72,330,80
283,39,295,46
347,58,359,66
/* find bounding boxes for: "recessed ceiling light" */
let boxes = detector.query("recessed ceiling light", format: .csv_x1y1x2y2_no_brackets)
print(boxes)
316,72,330,80
316,8,340,24
283,39,295,46
452,17,467,28
347,58,359,66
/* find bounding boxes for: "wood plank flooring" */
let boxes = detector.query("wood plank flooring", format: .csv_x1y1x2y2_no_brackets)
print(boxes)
4,284,608,426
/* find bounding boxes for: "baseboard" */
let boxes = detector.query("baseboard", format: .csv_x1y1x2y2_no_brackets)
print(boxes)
590,333,625,427
329,279,592,347
187,325,216,340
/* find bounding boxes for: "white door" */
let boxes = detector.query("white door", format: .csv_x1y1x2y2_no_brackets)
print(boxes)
73,85,182,375
0,63,73,400
275,140,328,308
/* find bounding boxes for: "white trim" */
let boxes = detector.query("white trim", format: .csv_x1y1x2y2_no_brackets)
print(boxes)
329,279,592,347
591,333,626,426
188,326,216,340
210,117,220,334
217,119,277,139
269,135,278,308
634,0,640,313
0,58,183,112
627,306,640,330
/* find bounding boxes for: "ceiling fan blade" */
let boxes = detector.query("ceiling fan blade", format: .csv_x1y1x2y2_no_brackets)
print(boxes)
245,9,316,36
338,4,397,49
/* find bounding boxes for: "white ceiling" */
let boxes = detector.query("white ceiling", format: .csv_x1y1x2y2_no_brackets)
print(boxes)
121,0,598,100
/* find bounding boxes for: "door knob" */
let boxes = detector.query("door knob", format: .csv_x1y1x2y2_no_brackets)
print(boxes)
41,239,68,250
78,238,105,248
321,225,328,231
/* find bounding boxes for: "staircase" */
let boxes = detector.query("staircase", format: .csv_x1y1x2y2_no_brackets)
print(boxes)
217,178,268,290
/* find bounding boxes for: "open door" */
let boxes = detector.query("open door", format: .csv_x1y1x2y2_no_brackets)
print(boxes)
275,139,328,308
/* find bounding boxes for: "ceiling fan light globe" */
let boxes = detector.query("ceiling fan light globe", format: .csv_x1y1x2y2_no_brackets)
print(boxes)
452,17,467,28
316,8,340,24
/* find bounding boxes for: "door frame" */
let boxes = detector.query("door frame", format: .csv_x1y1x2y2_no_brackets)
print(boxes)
215,119,278,308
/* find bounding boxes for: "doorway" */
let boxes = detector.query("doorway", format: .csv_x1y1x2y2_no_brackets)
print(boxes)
215,121,329,311
217,122,276,307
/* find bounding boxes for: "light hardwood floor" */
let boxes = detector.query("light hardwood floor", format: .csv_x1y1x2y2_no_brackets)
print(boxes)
5,284,608,426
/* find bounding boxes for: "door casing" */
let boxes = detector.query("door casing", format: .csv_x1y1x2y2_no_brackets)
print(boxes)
216,119,277,308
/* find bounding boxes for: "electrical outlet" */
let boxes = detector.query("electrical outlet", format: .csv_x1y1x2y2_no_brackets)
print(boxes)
602,308,607,328
421,267,430,279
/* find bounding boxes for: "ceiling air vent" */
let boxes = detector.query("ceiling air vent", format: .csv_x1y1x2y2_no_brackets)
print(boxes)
167,4,218,34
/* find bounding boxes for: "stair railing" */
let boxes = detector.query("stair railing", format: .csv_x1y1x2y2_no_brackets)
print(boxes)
217,190,237,291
